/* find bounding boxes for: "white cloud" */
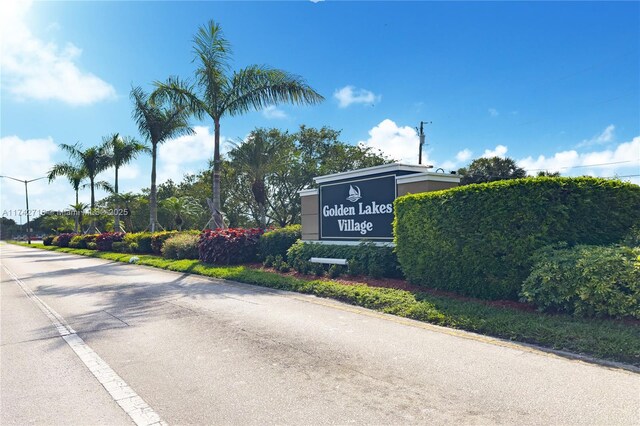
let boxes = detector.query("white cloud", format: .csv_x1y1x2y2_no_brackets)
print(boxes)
482,145,508,158
518,136,640,183
334,85,380,108
576,124,615,148
0,0,116,105
358,119,422,164
456,149,472,163
262,105,287,119
0,135,77,219
488,108,499,117
157,126,232,184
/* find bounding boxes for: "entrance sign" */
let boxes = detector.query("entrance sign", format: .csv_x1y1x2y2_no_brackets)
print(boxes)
320,175,396,240
300,163,460,243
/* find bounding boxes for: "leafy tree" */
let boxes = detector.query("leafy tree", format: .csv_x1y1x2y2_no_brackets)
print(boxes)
47,164,86,232
102,133,149,231
457,156,527,185
537,170,561,177
54,143,111,233
268,126,391,225
1,217,18,240
153,20,324,229
130,86,193,232
40,213,74,234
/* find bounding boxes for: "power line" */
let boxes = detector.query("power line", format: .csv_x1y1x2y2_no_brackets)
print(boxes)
526,160,636,172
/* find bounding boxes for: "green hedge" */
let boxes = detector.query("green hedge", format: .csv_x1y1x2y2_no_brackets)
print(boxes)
258,225,301,261
123,232,154,254
162,233,199,260
395,177,640,300
522,244,640,319
287,240,402,278
69,235,87,249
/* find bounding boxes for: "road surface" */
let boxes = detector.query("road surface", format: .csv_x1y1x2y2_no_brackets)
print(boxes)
1,243,639,425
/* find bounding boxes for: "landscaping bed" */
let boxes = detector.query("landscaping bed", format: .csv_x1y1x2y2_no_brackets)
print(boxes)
10,241,640,367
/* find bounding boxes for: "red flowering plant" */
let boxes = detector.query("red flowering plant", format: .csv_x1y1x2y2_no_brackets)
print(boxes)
54,233,77,247
198,228,264,265
95,232,125,251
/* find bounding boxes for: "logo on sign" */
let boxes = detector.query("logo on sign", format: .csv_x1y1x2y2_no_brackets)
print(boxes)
346,185,361,202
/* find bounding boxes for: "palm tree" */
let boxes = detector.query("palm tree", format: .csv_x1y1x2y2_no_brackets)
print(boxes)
153,20,324,229
161,196,203,231
102,133,149,231
229,129,282,228
47,164,86,232
130,86,193,232
56,143,110,233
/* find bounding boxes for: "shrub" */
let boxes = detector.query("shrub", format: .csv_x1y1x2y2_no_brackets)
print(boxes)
198,228,263,265
521,244,640,319
162,233,199,260
54,233,76,248
111,242,126,253
123,232,154,253
621,225,640,248
151,231,179,254
95,232,125,251
287,240,402,278
42,235,55,246
395,177,640,300
257,225,302,261
69,235,87,249
82,234,99,249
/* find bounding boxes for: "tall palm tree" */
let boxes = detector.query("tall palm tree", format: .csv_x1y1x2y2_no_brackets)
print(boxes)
229,129,282,228
102,133,149,231
57,143,110,233
130,86,193,232
153,20,324,228
47,164,86,232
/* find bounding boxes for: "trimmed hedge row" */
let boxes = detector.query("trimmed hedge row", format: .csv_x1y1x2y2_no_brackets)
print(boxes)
287,240,402,278
395,177,640,300
257,225,301,261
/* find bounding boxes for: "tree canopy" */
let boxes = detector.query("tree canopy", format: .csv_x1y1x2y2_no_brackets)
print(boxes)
458,156,527,185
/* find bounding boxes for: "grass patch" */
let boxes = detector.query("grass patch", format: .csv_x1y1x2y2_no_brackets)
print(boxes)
10,241,640,366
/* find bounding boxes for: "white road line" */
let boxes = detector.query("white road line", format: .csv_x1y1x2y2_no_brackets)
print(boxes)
2,265,167,426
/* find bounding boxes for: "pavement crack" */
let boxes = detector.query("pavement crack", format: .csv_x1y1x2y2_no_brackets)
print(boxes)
102,309,130,326
0,334,66,347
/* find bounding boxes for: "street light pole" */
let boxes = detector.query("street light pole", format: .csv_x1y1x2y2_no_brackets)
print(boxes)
0,175,47,244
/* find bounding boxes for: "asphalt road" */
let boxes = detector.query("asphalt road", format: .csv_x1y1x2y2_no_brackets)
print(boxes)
1,243,639,425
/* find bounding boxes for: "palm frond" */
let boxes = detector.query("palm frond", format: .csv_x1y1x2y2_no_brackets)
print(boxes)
223,65,324,117
94,180,114,194
132,84,195,146
153,76,207,119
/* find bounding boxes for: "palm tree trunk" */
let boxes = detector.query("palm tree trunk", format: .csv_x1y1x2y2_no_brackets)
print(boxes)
90,177,97,234
74,189,79,233
114,167,120,232
150,144,158,232
212,118,224,228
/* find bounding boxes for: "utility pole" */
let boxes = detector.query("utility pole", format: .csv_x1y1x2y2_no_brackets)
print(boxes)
416,121,432,165
0,175,47,244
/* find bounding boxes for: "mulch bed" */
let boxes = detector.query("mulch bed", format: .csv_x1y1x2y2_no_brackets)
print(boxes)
247,264,538,313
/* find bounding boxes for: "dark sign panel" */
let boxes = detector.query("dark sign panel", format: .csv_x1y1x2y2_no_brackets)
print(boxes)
320,175,396,240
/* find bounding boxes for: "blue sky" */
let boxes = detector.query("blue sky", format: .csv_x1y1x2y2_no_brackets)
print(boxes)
1,1,639,223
